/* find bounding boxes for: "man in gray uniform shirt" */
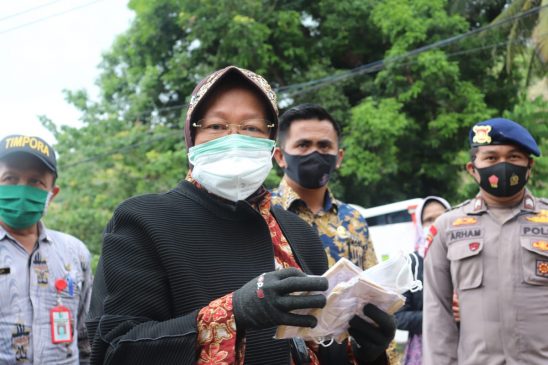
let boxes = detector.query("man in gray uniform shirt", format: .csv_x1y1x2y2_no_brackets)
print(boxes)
423,118,548,365
0,135,92,364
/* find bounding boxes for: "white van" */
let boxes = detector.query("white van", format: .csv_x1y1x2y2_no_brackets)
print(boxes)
351,198,422,263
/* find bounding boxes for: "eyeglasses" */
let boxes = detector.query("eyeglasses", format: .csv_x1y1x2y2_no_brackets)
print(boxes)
192,118,275,138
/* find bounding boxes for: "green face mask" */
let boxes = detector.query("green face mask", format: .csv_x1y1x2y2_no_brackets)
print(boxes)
0,185,49,229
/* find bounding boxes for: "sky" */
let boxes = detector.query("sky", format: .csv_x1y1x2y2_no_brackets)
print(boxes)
0,0,134,145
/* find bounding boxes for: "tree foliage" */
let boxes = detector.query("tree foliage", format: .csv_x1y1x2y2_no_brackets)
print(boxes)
42,0,547,256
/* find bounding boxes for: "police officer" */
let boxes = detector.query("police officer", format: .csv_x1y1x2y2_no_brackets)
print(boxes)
423,118,548,365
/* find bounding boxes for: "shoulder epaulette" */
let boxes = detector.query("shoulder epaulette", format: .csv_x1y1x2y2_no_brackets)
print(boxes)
450,199,471,211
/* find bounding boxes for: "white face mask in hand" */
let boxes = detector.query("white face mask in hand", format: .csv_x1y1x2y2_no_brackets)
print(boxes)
188,134,275,202
361,252,422,294
275,258,406,346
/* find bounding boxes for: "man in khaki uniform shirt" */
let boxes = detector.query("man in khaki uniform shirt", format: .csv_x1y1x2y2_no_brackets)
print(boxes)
423,118,548,365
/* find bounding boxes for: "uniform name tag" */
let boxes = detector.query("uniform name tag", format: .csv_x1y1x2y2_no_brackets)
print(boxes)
50,306,73,344
0,267,10,275
448,228,483,242
522,225,548,236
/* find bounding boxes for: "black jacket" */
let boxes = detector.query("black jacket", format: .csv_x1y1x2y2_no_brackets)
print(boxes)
87,181,350,365
394,252,423,336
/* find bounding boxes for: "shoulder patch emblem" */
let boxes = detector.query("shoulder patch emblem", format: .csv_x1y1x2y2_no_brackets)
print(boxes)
424,225,438,257
533,240,548,251
452,217,478,226
526,210,548,224
472,125,492,144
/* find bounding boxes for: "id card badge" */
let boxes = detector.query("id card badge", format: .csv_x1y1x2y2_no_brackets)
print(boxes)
50,305,73,344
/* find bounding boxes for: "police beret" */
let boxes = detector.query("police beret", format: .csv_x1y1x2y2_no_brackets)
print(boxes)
469,118,540,157
0,135,57,174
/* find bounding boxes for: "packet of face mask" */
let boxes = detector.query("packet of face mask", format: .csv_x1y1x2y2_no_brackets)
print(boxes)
275,258,361,342
275,254,419,344
360,252,423,294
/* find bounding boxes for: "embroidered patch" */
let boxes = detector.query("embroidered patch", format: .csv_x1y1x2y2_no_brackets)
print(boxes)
509,173,519,186
536,260,548,277
469,242,480,251
452,217,478,226
522,226,548,236
489,174,499,188
424,225,438,256
448,228,483,242
532,240,548,251
472,125,492,144
526,210,548,224
12,324,30,362
32,253,49,286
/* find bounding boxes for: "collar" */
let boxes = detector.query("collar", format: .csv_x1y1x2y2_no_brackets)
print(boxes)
467,189,538,215
274,179,338,213
36,221,53,243
0,225,7,241
0,221,52,244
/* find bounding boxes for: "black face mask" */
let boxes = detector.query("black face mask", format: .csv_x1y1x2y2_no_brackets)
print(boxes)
474,162,529,197
282,151,338,189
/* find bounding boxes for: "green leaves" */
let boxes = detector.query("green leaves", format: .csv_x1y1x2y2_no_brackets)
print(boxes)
341,98,410,185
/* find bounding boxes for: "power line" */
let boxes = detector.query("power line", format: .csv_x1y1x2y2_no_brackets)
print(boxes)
0,0,104,35
276,3,548,95
282,34,548,98
0,0,65,22
127,5,547,120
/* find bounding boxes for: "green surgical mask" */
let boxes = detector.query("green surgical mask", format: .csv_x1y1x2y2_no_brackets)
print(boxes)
0,185,49,229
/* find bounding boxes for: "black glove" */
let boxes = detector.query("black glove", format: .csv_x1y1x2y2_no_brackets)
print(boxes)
233,268,328,330
348,303,396,363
